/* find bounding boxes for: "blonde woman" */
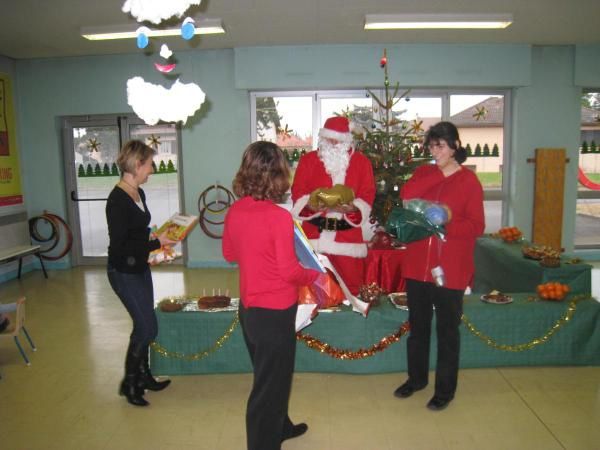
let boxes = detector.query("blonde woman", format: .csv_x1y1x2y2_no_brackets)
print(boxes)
106,140,175,407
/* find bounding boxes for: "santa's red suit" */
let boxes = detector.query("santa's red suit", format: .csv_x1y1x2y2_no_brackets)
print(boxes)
291,127,375,294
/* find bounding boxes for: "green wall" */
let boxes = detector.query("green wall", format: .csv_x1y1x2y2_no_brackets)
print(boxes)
10,44,600,268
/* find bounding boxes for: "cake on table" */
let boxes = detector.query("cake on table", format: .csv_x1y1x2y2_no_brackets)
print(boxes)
197,295,231,309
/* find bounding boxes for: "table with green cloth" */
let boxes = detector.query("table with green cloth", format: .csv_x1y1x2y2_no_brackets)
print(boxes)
473,237,592,295
150,294,600,375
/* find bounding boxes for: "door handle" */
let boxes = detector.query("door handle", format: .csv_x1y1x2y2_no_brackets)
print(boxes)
70,190,108,202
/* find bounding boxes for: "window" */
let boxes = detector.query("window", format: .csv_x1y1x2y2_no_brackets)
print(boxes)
575,91,600,248
450,93,507,233
251,89,510,232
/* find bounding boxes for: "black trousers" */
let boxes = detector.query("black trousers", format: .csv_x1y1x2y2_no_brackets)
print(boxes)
239,302,297,450
405,278,464,400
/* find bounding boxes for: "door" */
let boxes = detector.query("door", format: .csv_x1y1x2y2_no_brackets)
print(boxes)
62,114,183,265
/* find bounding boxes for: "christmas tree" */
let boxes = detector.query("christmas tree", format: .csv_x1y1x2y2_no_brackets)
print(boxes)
351,49,428,227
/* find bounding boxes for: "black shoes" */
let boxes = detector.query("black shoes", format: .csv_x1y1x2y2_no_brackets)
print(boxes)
120,342,149,407
139,352,171,391
394,381,453,410
393,381,427,398
282,423,308,442
426,396,453,411
119,377,149,407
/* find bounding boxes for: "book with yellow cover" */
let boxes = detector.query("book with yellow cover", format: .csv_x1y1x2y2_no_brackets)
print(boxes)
148,213,198,265
154,213,199,241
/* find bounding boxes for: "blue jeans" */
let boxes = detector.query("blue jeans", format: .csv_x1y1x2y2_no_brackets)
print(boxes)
107,265,157,347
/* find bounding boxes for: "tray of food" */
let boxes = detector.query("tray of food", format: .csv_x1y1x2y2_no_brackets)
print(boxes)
480,290,513,305
388,292,408,310
521,245,561,261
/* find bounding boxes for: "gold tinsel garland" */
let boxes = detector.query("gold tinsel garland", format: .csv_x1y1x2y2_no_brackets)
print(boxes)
461,295,589,352
151,312,239,361
151,295,590,360
296,321,411,359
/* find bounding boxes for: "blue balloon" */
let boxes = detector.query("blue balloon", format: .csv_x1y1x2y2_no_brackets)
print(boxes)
424,205,449,226
181,22,195,40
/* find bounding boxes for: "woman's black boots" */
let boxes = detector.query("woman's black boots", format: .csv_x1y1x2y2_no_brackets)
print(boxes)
138,346,171,391
119,341,149,407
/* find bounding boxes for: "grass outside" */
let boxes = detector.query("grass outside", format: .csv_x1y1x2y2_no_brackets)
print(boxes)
584,173,600,182
476,171,600,189
477,172,501,188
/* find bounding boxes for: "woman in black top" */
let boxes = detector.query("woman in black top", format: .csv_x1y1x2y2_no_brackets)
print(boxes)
106,140,175,407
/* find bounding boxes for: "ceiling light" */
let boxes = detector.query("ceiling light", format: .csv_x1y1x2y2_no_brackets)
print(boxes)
364,14,513,30
81,18,225,41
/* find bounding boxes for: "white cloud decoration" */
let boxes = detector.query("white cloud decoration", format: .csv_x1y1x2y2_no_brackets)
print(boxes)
122,0,201,24
126,77,206,126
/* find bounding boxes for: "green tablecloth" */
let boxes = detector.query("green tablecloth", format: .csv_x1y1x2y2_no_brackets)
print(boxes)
150,295,600,375
473,237,592,295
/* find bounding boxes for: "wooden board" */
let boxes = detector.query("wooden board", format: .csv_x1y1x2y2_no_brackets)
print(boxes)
532,148,566,250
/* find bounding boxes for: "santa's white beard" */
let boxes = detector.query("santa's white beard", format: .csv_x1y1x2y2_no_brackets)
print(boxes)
318,139,351,185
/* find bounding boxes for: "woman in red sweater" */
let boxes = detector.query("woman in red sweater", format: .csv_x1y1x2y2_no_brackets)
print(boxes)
222,141,322,450
393,122,485,411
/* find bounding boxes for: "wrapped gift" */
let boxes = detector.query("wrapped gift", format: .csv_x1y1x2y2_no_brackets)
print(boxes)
298,269,344,309
308,184,355,209
385,202,446,244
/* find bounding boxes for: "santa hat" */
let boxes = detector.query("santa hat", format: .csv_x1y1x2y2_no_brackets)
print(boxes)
318,116,354,144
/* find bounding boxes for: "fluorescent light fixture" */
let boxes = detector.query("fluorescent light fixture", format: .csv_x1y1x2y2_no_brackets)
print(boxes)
81,18,225,40
364,14,513,30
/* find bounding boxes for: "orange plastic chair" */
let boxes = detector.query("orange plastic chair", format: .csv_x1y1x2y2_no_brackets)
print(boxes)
0,297,36,366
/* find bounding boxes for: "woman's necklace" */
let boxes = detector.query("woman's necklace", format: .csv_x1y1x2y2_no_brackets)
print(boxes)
118,179,140,202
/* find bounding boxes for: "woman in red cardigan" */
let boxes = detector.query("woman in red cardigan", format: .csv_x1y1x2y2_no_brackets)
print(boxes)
394,122,485,411
223,141,323,450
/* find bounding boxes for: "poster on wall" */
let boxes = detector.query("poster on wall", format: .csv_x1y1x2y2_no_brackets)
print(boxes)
0,73,24,213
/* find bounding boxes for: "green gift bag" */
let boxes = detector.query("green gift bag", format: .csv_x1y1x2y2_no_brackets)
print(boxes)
385,207,446,243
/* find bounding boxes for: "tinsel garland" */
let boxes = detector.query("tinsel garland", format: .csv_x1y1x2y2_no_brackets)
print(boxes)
151,295,590,360
151,312,239,360
461,295,589,352
296,321,410,359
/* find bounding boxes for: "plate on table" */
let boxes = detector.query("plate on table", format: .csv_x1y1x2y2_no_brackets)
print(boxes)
388,292,408,310
480,293,513,305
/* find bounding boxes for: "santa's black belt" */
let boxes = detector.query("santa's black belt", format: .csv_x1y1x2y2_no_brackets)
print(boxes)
308,217,353,232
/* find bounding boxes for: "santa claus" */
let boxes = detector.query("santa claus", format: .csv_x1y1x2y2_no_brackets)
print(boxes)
291,116,375,294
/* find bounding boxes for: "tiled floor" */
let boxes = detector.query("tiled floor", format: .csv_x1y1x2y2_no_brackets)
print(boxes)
1,266,599,450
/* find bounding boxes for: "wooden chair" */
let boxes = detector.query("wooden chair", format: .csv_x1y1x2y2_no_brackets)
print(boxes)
0,297,36,366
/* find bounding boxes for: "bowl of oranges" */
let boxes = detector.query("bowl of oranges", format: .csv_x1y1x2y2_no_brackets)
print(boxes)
536,282,570,301
497,226,523,243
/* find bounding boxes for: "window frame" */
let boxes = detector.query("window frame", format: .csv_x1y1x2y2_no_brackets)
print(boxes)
575,89,600,249
250,88,511,229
